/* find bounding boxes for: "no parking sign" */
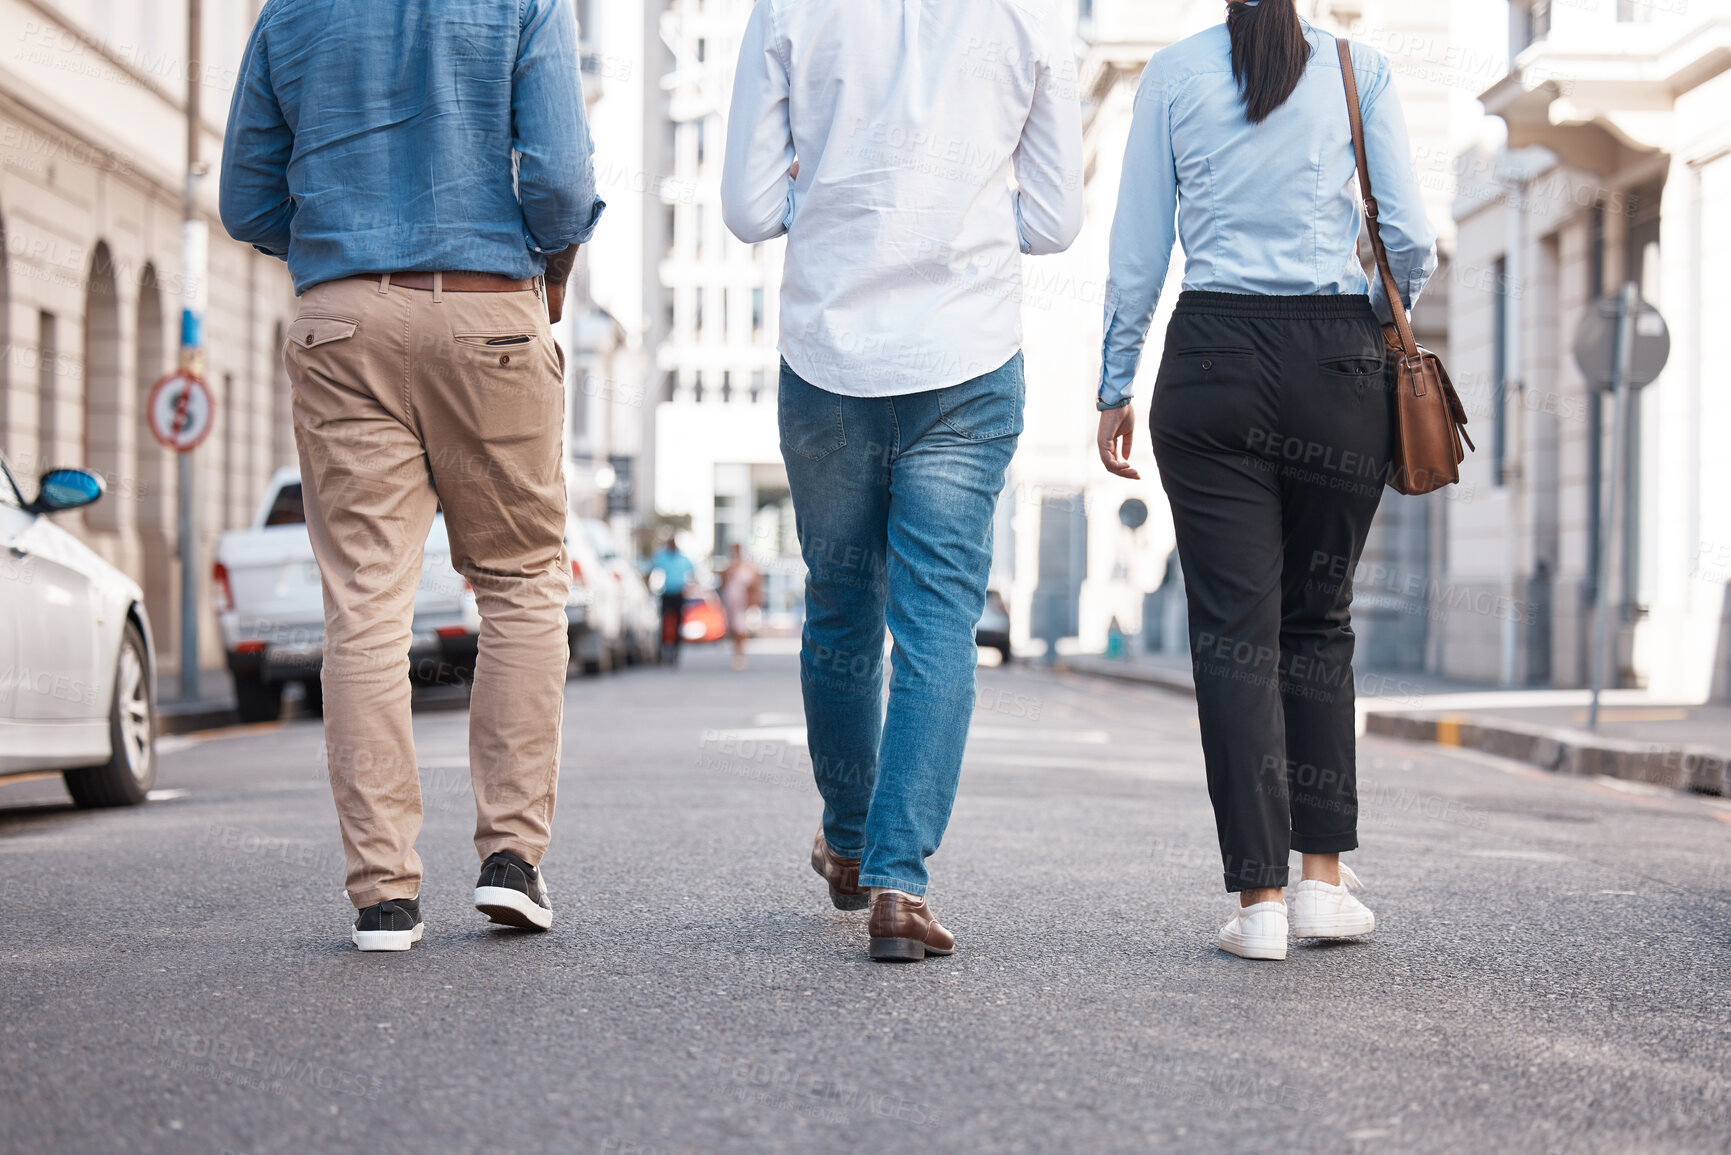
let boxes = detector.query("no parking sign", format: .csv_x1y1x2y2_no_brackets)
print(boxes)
146,371,215,453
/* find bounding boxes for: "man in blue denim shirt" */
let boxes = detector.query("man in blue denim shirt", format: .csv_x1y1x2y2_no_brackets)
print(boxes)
220,0,603,952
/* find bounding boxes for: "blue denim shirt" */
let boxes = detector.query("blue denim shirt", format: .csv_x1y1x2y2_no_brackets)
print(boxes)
220,0,605,294
1099,23,1436,408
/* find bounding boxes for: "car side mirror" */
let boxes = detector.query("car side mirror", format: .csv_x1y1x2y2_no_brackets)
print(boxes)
26,468,105,515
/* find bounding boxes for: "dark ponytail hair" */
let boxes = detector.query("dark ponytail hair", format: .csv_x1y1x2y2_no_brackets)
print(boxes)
1227,0,1312,124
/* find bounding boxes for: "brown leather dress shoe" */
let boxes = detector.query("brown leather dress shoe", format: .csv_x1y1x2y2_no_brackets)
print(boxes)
810,828,869,911
868,891,955,961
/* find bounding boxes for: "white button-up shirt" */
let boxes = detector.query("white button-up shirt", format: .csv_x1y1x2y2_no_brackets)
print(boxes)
721,0,1085,397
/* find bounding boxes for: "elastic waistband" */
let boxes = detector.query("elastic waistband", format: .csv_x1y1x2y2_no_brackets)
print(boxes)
1173,291,1375,320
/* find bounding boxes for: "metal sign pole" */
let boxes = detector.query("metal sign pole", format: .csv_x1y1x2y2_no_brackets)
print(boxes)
177,0,206,704
1588,281,1639,730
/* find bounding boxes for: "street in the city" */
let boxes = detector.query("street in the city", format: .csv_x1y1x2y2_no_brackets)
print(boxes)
4,647,1729,1155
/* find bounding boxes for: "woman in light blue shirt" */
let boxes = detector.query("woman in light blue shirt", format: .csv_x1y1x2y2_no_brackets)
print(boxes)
1094,0,1436,961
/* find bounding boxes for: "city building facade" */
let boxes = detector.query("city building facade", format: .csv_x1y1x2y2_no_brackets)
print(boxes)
585,0,801,618
0,0,296,675
1439,0,1731,699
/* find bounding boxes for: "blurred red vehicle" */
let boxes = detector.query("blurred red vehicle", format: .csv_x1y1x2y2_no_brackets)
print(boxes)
681,588,728,643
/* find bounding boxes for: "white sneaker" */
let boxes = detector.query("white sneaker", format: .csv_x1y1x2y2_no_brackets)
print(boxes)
1218,901,1288,960
1288,863,1375,939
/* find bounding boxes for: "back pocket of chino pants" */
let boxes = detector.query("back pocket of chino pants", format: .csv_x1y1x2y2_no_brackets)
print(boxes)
286,315,359,352
778,364,845,461
283,314,360,402
936,358,1025,441
450,330,561,396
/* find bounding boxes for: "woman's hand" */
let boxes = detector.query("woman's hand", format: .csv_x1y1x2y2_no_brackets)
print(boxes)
1097,404,1141,480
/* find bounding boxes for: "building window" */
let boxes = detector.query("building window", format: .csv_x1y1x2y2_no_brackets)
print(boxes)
1513,0,1550,56
696,37,707,62
693,370,706,404
694,287,704,336
722,371,734,402
751,287,764,332
696,117,707,166
750,369,766,403
695,204,704,259
1616,0,1654,21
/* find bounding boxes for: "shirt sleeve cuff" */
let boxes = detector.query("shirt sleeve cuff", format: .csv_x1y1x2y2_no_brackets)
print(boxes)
570,198,606,245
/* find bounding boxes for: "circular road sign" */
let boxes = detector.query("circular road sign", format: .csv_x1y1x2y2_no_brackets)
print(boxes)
146,371,215,453
1572,293,1670,390
1119,498,1149,530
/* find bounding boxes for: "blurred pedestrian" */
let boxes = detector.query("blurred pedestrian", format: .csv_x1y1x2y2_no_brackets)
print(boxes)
722,0,1083,961
648,534,697,665
719,543,762,671
220,0,604,951
1095,0,1435,960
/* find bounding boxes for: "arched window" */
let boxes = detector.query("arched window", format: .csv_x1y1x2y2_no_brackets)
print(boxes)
135,263,177,654
83,241,123,531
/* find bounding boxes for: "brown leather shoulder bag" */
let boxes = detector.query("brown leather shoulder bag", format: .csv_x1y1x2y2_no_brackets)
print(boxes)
1337,38,1473,495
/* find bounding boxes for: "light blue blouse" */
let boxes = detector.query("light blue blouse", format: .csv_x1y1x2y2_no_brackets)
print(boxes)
1099,22,1437,408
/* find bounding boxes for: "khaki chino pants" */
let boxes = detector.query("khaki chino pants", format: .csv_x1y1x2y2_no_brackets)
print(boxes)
284,275,569,908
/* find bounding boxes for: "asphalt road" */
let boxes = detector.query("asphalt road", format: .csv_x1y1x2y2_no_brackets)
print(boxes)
3,645,1730,1155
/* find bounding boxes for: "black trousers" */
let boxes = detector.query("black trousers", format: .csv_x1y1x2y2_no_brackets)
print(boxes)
1149,291,1394,892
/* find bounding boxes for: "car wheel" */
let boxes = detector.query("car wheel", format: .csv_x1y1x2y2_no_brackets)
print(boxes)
234,671,284,724
997,643,1013,664
63,621,156,808
299,676,324,716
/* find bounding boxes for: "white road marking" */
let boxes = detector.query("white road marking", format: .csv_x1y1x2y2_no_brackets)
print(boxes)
1464,849,1571,862
706,725,1112,747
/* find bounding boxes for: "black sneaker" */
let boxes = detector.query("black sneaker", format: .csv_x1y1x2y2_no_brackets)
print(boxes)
351,897,423,952
474,850,553,930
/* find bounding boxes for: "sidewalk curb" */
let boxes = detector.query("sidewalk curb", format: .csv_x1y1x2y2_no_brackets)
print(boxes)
1054,656,1195,695
160,703,239,735
1055,656,1728,798
1364,710,1729,796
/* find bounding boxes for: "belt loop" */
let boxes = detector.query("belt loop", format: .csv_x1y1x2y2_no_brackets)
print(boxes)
432,271,443,303
378,273,390,295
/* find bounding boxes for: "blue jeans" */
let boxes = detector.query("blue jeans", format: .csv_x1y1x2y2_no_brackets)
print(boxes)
779,354,1023,895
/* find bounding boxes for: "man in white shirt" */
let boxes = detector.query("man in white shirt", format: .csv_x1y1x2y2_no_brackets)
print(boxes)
722,0,1083,962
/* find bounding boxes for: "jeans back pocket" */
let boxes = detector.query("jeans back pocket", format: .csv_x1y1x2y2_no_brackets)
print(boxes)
778,361,846,461
936,353,1025,441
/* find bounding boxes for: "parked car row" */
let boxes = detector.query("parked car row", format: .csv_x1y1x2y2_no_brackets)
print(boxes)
564,513,660,673
212,469,659,723
0,452,742,812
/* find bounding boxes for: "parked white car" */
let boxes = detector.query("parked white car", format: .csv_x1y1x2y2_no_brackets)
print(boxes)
213,468,480,722
0,455,157,807
564,514,623,674
580,517,659,665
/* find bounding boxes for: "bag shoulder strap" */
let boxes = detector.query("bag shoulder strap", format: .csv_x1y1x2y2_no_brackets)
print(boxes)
1336,38,1418,359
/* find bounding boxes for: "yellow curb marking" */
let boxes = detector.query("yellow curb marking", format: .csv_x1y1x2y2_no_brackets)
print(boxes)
1434,715,1463,747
